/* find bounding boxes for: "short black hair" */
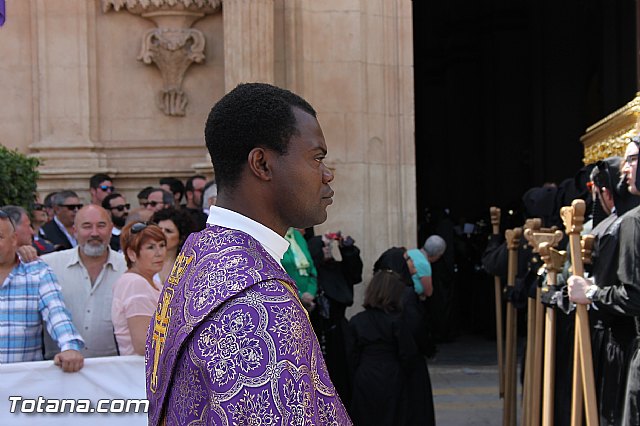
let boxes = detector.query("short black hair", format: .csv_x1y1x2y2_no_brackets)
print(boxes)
159,177,185,200
90,173,112,189
185,175,206,192
44,192,58,208
204,83,316,190
137,186,154,200
102,193,124,210
151,206,197,252
52,190,79,206
148,188,175,206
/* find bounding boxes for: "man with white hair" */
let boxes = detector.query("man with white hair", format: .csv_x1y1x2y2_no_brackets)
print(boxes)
407,235,447,298
41,205,126,358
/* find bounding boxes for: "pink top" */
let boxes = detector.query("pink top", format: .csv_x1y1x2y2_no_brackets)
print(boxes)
112,272,161,355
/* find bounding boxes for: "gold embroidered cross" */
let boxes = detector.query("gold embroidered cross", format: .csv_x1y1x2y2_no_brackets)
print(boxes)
150,252,193,393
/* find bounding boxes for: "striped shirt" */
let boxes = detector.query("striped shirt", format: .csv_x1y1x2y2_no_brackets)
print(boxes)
0,259,84,363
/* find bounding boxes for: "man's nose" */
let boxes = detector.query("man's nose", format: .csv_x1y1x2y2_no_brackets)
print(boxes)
323,165,334,183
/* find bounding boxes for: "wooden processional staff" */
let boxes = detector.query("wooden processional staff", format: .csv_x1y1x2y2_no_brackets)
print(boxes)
560,199,598,426
503,227,522,426
490,207,505,398
524,229,564,426
538,242,566,426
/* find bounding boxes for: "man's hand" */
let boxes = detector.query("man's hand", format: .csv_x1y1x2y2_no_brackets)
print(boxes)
17,245,38,263
301,292,316,312
53,350,84,373
567,275,593,305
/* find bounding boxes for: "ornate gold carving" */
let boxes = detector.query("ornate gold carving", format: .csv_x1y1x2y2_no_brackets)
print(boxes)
581,92,640,164
103,0,222,116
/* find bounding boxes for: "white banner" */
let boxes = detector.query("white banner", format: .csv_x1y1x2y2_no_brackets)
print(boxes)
0,355,147,425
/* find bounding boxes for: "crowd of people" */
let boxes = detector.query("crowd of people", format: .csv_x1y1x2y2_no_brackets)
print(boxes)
0,83,454,425
0,173,213,368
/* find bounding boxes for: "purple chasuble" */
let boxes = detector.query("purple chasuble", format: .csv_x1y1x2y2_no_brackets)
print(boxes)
145,225,352,425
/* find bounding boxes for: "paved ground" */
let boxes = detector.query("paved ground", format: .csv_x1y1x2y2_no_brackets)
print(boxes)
429,334,521,425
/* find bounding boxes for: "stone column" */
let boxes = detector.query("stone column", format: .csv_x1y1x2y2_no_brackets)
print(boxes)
29,0,103,171
222,0,275,91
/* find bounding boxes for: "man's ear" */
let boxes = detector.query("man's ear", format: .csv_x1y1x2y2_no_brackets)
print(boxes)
247,148,272,181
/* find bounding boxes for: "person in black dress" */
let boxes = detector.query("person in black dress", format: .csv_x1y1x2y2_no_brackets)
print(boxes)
349,247,435,426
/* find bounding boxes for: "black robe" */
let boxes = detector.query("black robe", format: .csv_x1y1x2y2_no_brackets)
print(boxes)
590,205,640,425
307,236,363,406
587,212,637,425
348,308,434,426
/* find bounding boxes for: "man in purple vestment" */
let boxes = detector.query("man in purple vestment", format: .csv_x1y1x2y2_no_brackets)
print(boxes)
146,83,352,425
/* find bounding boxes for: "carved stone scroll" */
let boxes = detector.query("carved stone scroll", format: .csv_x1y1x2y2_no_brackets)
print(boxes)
102,0,222,116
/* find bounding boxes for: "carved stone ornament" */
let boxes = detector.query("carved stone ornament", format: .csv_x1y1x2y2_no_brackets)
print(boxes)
103,0,222,116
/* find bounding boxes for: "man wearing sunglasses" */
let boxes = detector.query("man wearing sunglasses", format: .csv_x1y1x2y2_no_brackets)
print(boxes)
143,188,173,213
146,83,348,426
40,190,83,251
89,173,115,206
102,192,130,252
0,209,85,371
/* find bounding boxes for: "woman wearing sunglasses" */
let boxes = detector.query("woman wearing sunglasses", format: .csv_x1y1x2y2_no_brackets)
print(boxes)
112,222,167,355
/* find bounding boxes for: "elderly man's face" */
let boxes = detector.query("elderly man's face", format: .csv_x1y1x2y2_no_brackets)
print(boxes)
74,206,112,258
270,108,334,230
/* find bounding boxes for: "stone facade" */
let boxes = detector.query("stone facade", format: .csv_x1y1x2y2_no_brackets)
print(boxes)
0,0,416,302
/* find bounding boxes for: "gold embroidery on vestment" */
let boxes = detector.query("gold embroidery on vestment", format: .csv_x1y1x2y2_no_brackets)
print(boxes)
150,252,193,393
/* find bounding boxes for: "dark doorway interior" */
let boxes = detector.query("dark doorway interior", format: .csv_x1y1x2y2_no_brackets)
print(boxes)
413,0,637,339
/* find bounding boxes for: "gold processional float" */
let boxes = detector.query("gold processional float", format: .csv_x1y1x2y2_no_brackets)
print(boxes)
582,92,640,164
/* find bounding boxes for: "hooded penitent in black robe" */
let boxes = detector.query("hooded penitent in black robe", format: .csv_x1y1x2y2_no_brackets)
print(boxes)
589,205,640,425
348,248,435,426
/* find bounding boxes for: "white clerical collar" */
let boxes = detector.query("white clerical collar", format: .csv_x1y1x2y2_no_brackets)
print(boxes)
206,206,289,267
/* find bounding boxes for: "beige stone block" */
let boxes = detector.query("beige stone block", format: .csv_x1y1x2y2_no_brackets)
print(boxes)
344,112,366,163
306,0,360,12
364,14,385,65
308,11,361,62
365,115,386,160
363,0,384,17
365,135,385,165
365,64,385,114
318,112,346,162
311,61,363,113
45,65,86,116
399,17,414,66
400,114,416,165
0,121,31,152
0,3,32,68
42,9,86,69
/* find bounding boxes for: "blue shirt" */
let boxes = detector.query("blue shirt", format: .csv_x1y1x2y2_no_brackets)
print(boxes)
0,259,84,363
407,249,432,295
